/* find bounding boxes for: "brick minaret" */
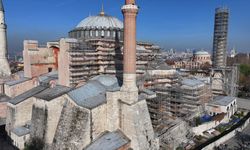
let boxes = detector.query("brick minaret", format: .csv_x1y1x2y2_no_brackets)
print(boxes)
120,0,138,104
0,0,11,76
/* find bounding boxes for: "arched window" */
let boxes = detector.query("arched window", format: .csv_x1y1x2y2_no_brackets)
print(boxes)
90,30,93,37
113,31,116,38
118,31,121,38
96,30,99,37
101,30,105,37
107,31,110,37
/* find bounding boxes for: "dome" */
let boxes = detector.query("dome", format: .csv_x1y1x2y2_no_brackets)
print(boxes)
76,15,123,29
194,50,210,55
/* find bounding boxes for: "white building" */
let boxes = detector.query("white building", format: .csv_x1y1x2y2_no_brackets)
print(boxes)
206,96,237,119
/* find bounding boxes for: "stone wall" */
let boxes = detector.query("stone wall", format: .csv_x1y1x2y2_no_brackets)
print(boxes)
5,98,34,134
4,79,34,98
121,100,159,150
0,102,7,119
30,105,48,142
91,104,107,140
32,96,66,144
51,100,91,150
159,121,190,150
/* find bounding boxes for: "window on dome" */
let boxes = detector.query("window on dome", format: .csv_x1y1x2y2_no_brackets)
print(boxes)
81,31,84,37
107,31,110,37
85,31,88,37
90,30,93,37
101,30,105,37
96,30,99,37
118,32,121,38
113,31,116,38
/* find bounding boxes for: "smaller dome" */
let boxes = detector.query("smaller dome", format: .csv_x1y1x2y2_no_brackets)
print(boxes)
194,50,210,55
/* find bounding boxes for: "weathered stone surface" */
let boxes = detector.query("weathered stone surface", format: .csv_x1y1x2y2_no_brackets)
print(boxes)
30,105,48,141
51,101,91,150
121,100,159,150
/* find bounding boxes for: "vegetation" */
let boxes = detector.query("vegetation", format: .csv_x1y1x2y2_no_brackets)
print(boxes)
24,138,44,150
238,64,250,98
194,117,202,126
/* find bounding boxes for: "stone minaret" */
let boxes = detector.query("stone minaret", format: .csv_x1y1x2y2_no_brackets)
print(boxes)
0,0,11,76
120,0,138,104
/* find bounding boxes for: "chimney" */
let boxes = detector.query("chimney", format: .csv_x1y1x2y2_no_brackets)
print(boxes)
120,0,139,104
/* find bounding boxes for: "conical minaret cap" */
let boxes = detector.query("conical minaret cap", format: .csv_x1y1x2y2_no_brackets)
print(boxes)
0,0,4,12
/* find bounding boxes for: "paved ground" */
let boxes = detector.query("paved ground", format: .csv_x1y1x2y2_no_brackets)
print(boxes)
219,124,250,150
0,125,17,150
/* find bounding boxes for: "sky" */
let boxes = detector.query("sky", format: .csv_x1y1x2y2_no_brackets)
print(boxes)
4,0,250,55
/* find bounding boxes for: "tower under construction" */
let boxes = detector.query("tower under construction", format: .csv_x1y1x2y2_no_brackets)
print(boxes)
212,7,229,68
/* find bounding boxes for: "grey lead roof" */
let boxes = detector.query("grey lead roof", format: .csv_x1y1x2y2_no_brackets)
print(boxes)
12,126,30,137
85,130,130,150
0,0,4,12
76,15,123,29
5,78,30,86
210,96,236,106
34,85,72,101
181,79,204,87
9,86,48,105
68,75,120,109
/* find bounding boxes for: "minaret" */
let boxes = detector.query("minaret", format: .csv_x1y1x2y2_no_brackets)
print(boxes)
0,0,11,76
120,0,138,104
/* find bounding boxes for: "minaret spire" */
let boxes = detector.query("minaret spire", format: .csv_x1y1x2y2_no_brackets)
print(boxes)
0,0,11,76
0,0,4,12
100,2,105,16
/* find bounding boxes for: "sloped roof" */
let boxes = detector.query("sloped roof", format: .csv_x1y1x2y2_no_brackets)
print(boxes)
68,75,120,109
9,86,48,105
85,130,130,150
12,126,30,137
34,85,72,101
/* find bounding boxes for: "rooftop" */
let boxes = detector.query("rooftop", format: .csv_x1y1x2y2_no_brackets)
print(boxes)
34,85,72,101
11,126,30,137
85,130,130,150
9,86,48,105
210,96,236,106
5,78,30,86
181,78,205,87
68,75,120,109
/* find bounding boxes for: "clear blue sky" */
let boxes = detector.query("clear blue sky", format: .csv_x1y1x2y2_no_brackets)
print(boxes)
4,0,250,54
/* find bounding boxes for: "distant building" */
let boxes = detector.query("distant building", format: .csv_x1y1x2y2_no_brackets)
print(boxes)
212,7,229,68
166,50,211,70
23,41,59,78
206,96,237,119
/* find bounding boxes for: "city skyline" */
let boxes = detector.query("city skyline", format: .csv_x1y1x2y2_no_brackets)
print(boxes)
5,0,250,54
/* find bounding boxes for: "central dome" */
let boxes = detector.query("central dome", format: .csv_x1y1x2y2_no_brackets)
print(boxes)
76,15,123,29
69,8,124,41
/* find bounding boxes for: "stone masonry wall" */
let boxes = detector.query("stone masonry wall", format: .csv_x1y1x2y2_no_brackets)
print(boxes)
33,97,66,144
4,79,34,98
121,99,159,150
51,100,91,150
91,104,107,140
30,105,48,142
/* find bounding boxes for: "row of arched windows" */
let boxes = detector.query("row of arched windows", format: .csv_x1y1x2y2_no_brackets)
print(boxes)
70,30,122,39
